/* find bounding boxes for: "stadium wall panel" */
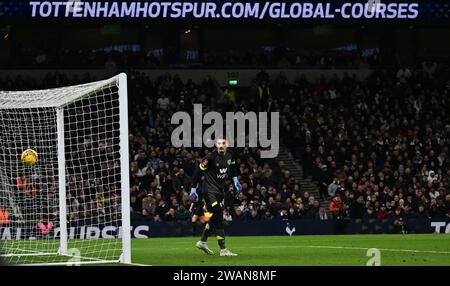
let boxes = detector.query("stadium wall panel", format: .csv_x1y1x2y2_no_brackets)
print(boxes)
1,218,449,240
128,218,450,238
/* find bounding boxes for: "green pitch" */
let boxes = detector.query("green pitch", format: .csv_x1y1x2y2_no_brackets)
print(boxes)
131,234,450,266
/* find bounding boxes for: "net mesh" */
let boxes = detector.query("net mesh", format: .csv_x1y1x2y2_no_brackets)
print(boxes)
0,75,128,265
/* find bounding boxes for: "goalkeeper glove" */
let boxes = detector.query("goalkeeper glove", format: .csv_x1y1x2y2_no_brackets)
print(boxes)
233,177,242,192
189,187,198,202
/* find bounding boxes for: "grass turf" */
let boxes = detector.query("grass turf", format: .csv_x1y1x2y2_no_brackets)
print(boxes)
2,234,449,265
131,234,450,266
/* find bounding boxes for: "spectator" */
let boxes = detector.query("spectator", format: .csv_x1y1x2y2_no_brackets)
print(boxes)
173,169,191,194
391,208,407,234
416,205,430,219
157,93,170,110
287,207,298,220
223,209,233,222
255,80,271,112
396,64,412,84
317,207,329,220
249,209,260,221
327,178,340,198
422,60,437,78
329,196,346,220
377,204,390,220
233,207,245,221
0,206,10,225
175,204,190,221
164,208,176,221
363,207,377,219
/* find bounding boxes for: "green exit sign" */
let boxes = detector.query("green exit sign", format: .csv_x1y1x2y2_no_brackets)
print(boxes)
228,79,238,86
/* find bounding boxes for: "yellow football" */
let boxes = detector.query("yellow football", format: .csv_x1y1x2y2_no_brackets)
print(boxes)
21,149,38,166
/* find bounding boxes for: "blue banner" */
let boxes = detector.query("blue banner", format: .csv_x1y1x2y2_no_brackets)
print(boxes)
130,218,450,238
0,0,449,22
1,218,449,240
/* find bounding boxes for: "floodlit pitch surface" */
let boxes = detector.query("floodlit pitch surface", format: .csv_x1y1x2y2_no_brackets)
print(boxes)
131,234,450,266
2,234,449,265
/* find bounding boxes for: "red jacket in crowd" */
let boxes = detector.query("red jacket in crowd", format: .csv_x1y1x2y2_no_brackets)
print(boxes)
329,197,344,214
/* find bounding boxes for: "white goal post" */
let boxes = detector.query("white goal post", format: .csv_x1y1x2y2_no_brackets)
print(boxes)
0,73,131,265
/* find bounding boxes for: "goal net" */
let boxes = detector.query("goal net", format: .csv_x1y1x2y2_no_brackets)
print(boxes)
0,73,131,265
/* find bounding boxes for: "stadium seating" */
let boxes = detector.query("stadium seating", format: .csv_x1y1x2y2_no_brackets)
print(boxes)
0,64,449,224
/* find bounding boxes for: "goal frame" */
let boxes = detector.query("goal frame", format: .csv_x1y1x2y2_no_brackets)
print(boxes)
0,73,131,266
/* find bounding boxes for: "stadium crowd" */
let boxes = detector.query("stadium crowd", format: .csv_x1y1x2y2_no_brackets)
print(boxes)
125,71,313,223
278,62,450,224
0,60,449,227
5,46,379,69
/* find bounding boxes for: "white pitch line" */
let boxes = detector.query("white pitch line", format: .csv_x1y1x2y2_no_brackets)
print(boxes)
304,245,450,255
226,245,450,255
128,262,152,266
137,244,450,255
238,245,450,255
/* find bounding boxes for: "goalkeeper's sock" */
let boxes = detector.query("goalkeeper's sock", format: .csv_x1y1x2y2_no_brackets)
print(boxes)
192,221,197,234
200,223,211,242
216,229,226,250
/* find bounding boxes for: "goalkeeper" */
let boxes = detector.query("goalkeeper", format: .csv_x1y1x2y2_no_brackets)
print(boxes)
190,138,241,257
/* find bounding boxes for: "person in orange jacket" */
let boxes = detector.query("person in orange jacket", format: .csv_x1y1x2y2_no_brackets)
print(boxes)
329,195,349,234
0,208,9,225
329,195,346,220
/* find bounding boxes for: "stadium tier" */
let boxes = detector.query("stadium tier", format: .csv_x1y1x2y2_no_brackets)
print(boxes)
1,67,449,226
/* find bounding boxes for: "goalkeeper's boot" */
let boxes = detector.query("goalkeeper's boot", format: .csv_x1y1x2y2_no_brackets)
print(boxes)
220,248,238,257
196,241,214,255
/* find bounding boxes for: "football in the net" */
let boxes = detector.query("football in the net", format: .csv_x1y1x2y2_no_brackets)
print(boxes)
21,149,38,166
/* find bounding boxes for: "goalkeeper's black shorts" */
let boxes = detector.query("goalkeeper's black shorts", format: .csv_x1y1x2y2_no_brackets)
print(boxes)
202,188,224,211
